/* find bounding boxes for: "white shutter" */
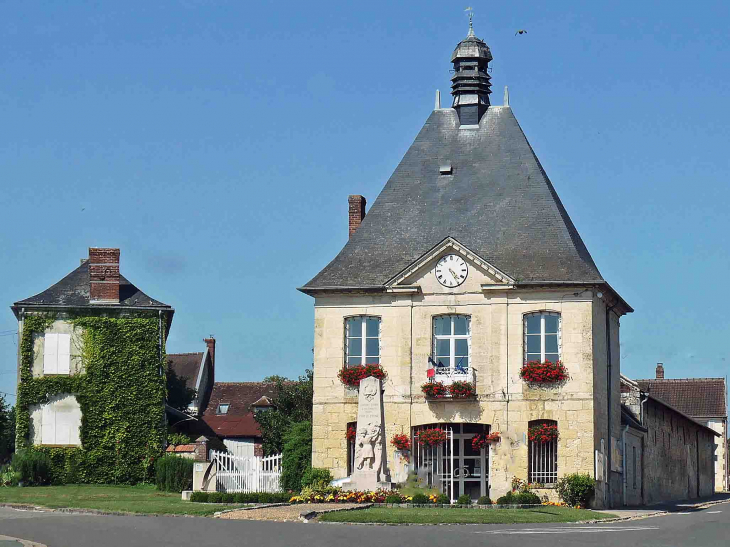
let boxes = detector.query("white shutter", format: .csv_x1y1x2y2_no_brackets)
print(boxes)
56,408,71,445
41,404,56,445
69,404,81,445
43,333,59,374
57,334,71,374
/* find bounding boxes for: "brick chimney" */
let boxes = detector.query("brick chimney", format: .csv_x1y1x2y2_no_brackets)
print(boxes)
89,248,120,304
348,195,366,238
204,336,216,382
656,363,665,379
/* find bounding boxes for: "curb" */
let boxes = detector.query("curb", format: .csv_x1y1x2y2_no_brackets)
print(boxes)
579,498,730,524
0,502,215,519
300,503,373,523
213,503,290,517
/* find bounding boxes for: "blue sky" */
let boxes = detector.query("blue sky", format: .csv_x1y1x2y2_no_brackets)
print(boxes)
1,0,729,406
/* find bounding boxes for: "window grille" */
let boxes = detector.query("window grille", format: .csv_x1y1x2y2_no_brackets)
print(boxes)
528,420,558,484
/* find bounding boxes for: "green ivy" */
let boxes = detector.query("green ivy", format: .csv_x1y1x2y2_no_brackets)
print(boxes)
16,313,167,484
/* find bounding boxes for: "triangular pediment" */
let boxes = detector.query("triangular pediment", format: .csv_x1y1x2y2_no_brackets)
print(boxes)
386,237,515,290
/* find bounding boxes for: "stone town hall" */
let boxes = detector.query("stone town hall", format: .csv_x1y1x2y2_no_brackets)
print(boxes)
299,25,634,507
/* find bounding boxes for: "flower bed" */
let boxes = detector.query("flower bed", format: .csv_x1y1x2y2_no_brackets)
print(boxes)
449,381,476,399
528,423,559,443
421,382,448,399
519,360,568,384
289,489,452,505
416,428,447,447
338,364,387,387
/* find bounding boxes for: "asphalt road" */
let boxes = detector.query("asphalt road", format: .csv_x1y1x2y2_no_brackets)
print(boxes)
0,504,728,547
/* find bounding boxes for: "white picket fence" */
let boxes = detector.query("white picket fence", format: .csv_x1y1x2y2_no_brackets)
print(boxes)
210,450,282,493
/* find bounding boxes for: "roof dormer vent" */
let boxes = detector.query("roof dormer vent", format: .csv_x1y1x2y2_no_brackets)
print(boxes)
439,163,453,175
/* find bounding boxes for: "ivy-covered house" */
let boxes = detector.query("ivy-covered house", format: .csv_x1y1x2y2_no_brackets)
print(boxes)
10,247,174,483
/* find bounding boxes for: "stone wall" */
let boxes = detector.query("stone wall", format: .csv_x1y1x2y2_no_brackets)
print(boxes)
311,282,611,503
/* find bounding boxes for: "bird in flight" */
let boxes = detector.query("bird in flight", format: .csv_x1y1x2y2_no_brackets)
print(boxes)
515,29,527,35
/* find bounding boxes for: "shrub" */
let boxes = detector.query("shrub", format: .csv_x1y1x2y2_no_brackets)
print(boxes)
222,493,236,503
556,473,595,508
456,494,472,505
12,450,52,486
190,492,209,502
385,494,402,504
301,467,333,489
496,492,514,505
154,455,193,492
435,493,450,504
167,433,191,446
207,492,223,503
281,421,312,492
411,493,430,504
477,495,492,505
513,491,541,505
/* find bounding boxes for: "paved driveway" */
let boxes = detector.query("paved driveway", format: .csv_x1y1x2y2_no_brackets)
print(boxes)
0,503,729,547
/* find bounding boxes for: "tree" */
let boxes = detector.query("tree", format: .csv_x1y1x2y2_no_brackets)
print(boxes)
166,365,197,413
280,421,312,491
0,397,14,462
255,369,313,455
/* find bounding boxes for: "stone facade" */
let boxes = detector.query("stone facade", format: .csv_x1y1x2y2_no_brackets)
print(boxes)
311,265,625,506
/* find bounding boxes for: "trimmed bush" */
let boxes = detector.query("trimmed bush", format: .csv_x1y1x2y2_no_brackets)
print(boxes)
385,494,402,504
154,455,193,492
477,495,492,505
496,492,514,505
207,492,223,503
281,421,312,492
12,450,52,486
435,493,450,504
222,493,236,503
411,493,430,504
556,473,595,507
190,492,209,502
456,494,472,505
513,491,541,505
301,467,333,489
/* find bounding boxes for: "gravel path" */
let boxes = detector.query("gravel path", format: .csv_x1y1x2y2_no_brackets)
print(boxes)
218,504,361,522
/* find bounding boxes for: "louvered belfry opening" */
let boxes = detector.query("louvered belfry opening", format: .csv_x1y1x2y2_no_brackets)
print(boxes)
451,25,493,125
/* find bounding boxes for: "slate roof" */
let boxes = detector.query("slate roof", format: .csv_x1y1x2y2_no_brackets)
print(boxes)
201,382,278,438
167,353,204,391
302,107,607,291
12,260,171,309
636,378,727,418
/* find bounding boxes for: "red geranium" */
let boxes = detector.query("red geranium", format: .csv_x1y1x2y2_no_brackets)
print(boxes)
528,423,559,443
346,425,357,442
421,382,448,399
519,360,568,384
449,381,476,399
338,364,387,387
417,428,448,447
471,431,501,451
391,433,411,452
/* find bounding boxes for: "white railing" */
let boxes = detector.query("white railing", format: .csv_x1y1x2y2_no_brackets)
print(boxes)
433,365,476,387
211,450,282,493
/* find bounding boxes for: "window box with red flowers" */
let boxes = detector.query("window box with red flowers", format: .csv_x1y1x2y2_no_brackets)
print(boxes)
338,363,387,387
416,428,447,447
448,380,476,399
519,360,568,384
528,423,559,443
421,382,448,399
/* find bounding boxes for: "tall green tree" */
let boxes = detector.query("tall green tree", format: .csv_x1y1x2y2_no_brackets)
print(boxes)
255,369,313,455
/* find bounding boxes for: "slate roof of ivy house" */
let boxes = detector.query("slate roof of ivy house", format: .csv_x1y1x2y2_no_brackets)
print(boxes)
636,378,727,418
300,80,631,311
167,352,205,390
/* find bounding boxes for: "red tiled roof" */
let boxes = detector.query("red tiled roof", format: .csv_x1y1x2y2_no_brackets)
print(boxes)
166,444,197,453
201,382,279,438
636,378,727,418
167,352,204,390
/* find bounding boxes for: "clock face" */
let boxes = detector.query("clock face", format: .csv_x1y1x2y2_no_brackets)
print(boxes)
435,254,468,287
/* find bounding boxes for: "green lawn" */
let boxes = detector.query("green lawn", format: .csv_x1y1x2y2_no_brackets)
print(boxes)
0,485,246,516
318,506,617,524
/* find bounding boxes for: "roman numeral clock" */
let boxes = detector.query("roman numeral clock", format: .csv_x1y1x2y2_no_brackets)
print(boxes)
435,254,468,287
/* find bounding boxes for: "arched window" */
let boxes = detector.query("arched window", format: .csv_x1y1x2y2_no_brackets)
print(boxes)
345,316,380,366
528,419,558,484
524,312,561,363
433,315,471,371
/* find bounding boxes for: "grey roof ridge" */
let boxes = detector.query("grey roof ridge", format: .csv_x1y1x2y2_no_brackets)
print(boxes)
646,393,722,437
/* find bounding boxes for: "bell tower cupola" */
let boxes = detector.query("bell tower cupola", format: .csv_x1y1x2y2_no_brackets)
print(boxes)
450,15,493,125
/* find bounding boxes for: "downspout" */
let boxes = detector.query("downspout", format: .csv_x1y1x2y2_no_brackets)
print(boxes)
605,300,618,508
621,423,629,506
505,293,509,430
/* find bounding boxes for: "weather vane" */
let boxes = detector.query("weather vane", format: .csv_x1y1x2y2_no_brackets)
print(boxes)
465,6,474,35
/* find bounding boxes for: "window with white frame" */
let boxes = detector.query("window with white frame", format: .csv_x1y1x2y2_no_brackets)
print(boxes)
524,312,561,363
216,403,230,415
345,316,380,366
43,333,71,375
528,420,558,484
433,315,470,370
39,395,82,446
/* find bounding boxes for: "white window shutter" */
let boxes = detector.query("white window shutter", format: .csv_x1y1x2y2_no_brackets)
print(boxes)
56,409,71,445
41,404,55,445
43,333,58,374
69,405,81,445
57,334,71,374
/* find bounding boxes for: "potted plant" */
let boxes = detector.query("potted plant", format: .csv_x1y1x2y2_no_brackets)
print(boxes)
390,433,411,452
471,431,500,451
448,380,476,399
338,363,387,387
421,382,448,399
417,428,447,447
519,360,568,384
